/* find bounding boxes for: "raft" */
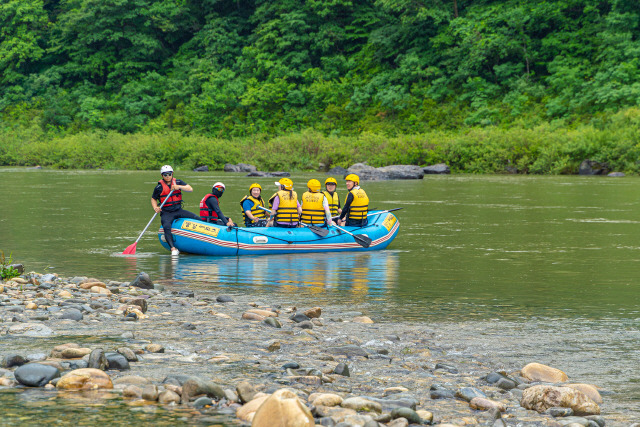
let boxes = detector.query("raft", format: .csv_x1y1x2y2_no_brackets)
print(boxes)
157,210,400,256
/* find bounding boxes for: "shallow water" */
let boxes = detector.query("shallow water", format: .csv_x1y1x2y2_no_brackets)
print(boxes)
1,168,640,420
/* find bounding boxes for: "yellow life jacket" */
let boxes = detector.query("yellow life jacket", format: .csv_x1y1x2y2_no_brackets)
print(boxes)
268,192,278,209
275,190,298,222
301,191,327,225
322,190,340,216
348,187,369,221
240,195,266,224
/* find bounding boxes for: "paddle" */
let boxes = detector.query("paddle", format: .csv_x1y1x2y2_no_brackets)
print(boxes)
333,224,372,248
123,189,174,255
257,206,329,237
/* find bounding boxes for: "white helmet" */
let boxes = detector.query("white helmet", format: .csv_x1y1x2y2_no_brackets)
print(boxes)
160,165,173,174
212,182,225,191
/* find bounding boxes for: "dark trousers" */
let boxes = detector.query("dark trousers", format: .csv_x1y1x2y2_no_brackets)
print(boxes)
245,219,268,227
346,218,368,227
161,208,200,247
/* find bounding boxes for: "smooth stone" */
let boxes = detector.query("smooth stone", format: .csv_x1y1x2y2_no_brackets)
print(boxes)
353,316,374,324
56,368,113,390
390,408,421,424
341,397,382,413
470,397,506,412
162,374,190,386
309,393,343,407
236,394,270,421
521,362,568,383
146,344,165,353
123,385,143,398
61,347,91,359
416,409,434,423
194,396,214,409
14,363,60,387
142,384,159,401
2,354,27,368
456,387,486,402
585,415,605,427
566,384,603,404
434,362,458,373
25,353,47,363
555,417,590,426
521,385,600,416
485,371,509,384
193,165,209,172
326,345,368,358
216,295,234,303
242,312,265,321
267,341,281,352
116,347,138,362
547,407,575,417
386,418,409,427
361,396,418,411
236,381,257,403
290,313,310,323
7,323,54,337
333,363,350,377
423,163,450,174
282,362,300,370
158,389,181,404
113,375,151,386
104,352,130,371
251,388,314,427
315,405,357,419
264,317,282,328
303,307,322,318
430,388,455,399
496,377,517,390
60,308,83,321
297,320,313,329
129,272,153,289
181,377,225,402
174,289,194,298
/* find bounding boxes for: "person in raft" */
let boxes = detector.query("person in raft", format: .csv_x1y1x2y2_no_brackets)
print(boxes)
200,182,235,227
300,179,334,227
151,165,200,256
266,178,302,228
322,177,341,218
338,173,369,227
240,183,267,227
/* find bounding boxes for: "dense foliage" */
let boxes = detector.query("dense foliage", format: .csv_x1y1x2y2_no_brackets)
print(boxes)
2,0,640,139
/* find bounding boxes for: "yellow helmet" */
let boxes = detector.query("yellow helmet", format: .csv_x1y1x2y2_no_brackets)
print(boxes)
324,177,337,185
276,177,293,190
345,174,359,185
249,183,262,191
307,179,321,192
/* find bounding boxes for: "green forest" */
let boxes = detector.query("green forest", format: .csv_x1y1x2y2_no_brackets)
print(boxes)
2,0,640,173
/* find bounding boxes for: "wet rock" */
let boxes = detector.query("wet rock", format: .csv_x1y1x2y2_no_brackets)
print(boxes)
416,409,434,424
547,407,574,417
225,163,257,173
194,396,214,409
182,322,196,330
14,363,60,387
566,384,603,404
579,160,609,176
309,393,343,407
290,313,310,323
251,388,314,427
246,171,291,178
362,396,418,412
87,349,107,371
216,295,234,303
60,308,83,321
333,363,350,377
267,340,281,352
585,415,605,427
326,345,368,358
434,362,458,374
181,377,225,402
142,384,159,401
8,263,25,274
353,316,374,324
242,312,265,321
26,353,47,363
554,416,590,426
496,377,517,390
303,307,322,318
123,385,143,398
391,407,421,424
608,172,625,177
237,394,270,422
146,344,165,353
7,323,54,337
56,368,113,390
162,374,190,386
377,165,424,180
193,165,209,172
423,163,451,174
297,320,313,329
116,347,138,362
236,381,257,403
327,166,348,176
61,347,91,359
456,387,486,402
521,385,600,415
430,384,455,399
264,317,282,328
1,354,27,368
158,389,181,404
341,397,382,413
485,371,510,384
282,362,299,370
113,375,151,386
105,352,130,370
129,272,153,289
521,362,568,383
470,397,506,412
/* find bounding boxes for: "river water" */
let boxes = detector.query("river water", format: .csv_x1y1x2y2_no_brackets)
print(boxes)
1,168,639,422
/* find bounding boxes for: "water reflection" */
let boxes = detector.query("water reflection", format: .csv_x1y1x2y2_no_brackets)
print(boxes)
157,251,400,298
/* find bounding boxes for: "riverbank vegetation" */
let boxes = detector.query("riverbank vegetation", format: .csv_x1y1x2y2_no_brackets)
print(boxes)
2,0,640,173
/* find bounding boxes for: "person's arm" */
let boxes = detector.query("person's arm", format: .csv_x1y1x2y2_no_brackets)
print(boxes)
340,192,354,220
322,197,333,225
297,200,302,216
269,197,279,222
151,186,162,213
172,179,192,192
207,197,228,224
243,200,257,221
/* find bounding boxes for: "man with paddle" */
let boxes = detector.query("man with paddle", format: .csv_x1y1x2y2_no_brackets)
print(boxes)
338,174,369,227
151,165,200,256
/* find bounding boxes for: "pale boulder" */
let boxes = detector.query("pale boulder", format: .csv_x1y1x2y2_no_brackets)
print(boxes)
242,312,265,321
247,309,278,318
469,397,506,412
308,393,343,407
251,388,314,427
520,385,600,416
56,368,113,390
237,394,270,421
521,362,568,383
61,347,92,359
566,383,603,404
353,316,374,324
80,282,106,290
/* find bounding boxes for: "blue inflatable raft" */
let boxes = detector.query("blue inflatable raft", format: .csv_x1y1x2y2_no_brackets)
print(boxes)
157,210,400,256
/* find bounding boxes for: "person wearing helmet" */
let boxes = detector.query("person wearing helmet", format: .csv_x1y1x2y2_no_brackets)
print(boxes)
240,183,267,227
338,174,369,227
200,182,235,227
323,177,341,218
266,178,301,228
151,165,200,255
301,179,334,227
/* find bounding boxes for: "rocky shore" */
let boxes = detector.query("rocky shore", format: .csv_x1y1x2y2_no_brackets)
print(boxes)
0,271,622,426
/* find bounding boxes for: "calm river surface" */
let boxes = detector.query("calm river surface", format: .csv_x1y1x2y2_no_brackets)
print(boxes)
1,168,640,421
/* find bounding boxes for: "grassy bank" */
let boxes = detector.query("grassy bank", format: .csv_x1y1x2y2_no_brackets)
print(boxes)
3,108,640,174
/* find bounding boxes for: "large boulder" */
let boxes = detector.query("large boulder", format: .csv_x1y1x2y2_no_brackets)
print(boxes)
377,165,424,180
346,163,382,181
246,171,290,178
251,388,314,427
181,377,225,403
56,368,113,390
423,163,451,174
193,165,209,172
521,362,568,383
579,160,610,175
225,163,257,173
327,166,348,176
520,385,600,416
15,363,60,387
129,272,153,289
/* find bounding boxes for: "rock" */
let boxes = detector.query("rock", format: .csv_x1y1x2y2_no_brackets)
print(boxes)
521,362,568,383
25,302,37,310
117,347,138,362
434,362,458,374
456,387,486,402
267,341,281,352
333,363,350,377
264,317,282,328
390,407,421,424
485,371,509,384
236,381,257,403
158,389,181,404
248,309,277,317
469,397,506,412
237,394,270,421
607,172,625,177
61,347,91,359
194,396,214,409
353,316,374,324
216,295,234,303
193,165,209,172
251,388,314,427
58,290,73,298
585,415,605,427
174,289,194,298
309,393,343,407
181,377,225,402
416,410,434,424
361,396,418,412
79,281,106,290
326,345,368,358
242,312,265,321
113,375,151,386
14,363,60,387
579,160,609,175
225,163,257,173
246,171,291,178
60,308,83,321
129,272,153,289
565,384,603,404
297,320,313,329
8,263,25,274
2,354,27,368
290,313,310,323
122,297,147,313
423,163,451,174
50,343,80,358
547,407,574,417
554,416,590,426
56,368,114,390
376,165,424,180
224,163,240,172
146,344,165,353
327,166,348,176
496,377,516,390
520,385,600,416
26,353,47,363
387,418,409,427
105,352,130,370
142,384,159,401
430,384,455,399
303,307,322,318
383,387,408,396
123,385,143,398
341,397,382,413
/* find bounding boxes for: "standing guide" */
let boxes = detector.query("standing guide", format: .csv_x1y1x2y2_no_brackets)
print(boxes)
199,182,235,227
151,165,200,256
338,174,369,227
240,183,267,227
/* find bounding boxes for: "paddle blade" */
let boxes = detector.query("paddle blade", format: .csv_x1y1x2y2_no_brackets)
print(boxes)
308,225,329,237
354,234,372,248
122,242,137,255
